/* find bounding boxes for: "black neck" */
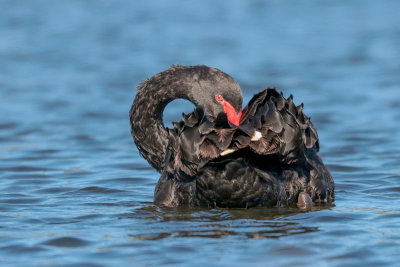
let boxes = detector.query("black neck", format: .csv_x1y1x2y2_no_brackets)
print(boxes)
129,67,195,172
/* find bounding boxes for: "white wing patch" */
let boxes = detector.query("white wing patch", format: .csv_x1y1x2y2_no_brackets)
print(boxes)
251,131,262,141
220,149,235,156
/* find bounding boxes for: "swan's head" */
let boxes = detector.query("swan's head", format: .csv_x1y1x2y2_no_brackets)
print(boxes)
189,66,243,126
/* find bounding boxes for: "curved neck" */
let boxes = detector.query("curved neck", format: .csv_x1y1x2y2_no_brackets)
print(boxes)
129,67,195,172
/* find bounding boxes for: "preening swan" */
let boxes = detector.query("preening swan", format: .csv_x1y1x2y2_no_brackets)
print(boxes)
129,65,334,208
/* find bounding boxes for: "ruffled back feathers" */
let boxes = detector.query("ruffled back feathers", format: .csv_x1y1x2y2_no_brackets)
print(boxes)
165,89,319,178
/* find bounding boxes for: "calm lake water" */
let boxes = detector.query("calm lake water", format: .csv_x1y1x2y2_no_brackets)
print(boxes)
1,1,400,266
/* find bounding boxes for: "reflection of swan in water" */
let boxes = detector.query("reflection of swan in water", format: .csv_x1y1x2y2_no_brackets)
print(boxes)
129,65,334,208
130,204,326,240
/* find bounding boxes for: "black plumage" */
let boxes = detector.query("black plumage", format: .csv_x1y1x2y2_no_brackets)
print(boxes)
130,65,334,208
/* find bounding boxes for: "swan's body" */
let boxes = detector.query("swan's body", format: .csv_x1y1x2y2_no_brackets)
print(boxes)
130,65,334,208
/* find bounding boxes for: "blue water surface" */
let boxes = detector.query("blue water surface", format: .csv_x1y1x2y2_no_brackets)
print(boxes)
1,0,400,266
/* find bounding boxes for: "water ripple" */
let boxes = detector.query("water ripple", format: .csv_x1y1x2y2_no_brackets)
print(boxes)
42,237,90,247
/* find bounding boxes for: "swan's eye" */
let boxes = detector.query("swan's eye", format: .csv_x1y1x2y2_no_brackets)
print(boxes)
215,95,224,102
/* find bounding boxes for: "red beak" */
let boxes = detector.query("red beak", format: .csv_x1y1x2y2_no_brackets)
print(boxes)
221,100,242,126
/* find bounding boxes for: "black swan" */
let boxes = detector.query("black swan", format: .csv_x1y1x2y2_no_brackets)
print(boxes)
129,65,334,209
